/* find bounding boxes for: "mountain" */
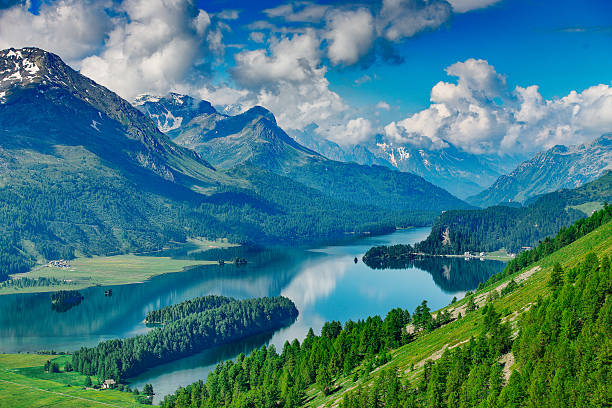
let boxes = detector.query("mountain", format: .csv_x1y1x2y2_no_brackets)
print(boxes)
468,134,612,207
415,171,612,254
136,94,471,212
0,48,468,277
368,137,519,199
134,93,218,138
289,129,521,199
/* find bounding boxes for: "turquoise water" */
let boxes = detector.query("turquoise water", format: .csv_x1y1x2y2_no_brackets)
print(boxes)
0,228,505,402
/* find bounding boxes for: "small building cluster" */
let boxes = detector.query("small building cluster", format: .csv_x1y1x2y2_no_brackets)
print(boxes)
101,379,116,389
48,260,71,268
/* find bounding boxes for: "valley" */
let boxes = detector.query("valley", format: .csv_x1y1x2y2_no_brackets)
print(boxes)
0,29,610,408
0,239,234,295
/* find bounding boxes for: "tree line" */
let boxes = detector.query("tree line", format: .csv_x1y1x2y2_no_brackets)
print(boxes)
160,299,460,408
414,173,611,255
487,202,611,285
161,206,610,408
72,296,298,381
144,295,236,323
339,250,610,407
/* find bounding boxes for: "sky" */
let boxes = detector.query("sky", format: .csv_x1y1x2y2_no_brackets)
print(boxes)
1,0,611,156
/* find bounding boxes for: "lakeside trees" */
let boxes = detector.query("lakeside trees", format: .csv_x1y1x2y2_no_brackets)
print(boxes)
144,295,236,323
159,299,455,408
72,296,298,381
339,251,611,408
161,207,611,408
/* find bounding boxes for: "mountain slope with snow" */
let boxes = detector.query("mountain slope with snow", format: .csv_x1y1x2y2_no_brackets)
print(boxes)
468,134,612,207
137,94,473,212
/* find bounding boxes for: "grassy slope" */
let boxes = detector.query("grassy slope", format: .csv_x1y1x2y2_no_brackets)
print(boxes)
307,221,612,407
0,239,234,295
0,354,147,408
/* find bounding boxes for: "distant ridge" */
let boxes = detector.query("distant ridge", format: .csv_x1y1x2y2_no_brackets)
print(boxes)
136,93,472,212
468,134,612,207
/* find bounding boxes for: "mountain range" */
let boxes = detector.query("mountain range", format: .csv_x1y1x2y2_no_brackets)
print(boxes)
289,129,522,199
467,134,612,207
135,93,470,211
0,47,470,276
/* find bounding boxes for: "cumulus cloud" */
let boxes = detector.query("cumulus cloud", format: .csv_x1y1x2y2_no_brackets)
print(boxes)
0,0,111,62
385,58,612,154
232,30,321,89
377,101,391,110
80,0,220,99
377,0,452,42
325,9,375,66
447,0,502,13
325,117,375,146
231,31,347,132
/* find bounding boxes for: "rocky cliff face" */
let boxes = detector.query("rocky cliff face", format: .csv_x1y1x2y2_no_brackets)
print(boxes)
467,134,612,207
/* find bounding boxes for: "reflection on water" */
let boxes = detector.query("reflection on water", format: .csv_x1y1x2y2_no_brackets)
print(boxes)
0,227,505,402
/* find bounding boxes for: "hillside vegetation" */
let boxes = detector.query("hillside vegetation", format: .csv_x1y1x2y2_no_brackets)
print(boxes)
159,206,612,408
415,171,611,255
0,48,468,280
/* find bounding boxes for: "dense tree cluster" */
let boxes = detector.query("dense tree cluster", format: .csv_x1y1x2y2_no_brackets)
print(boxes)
159,299,461,408
72,296,298,381
0,163,437,283
339,251,610,407
0,276,74,289
415,173,611,255
145,295,236,323
488,202,611,284
362,244,416,269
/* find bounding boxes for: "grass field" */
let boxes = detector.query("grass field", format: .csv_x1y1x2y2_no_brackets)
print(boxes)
0,354,148,407
306,221,612,407
569,201,604,216
0,238,236,295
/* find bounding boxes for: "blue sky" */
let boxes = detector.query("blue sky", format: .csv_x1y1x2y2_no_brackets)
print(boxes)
1,0,611,155
199,0,612,118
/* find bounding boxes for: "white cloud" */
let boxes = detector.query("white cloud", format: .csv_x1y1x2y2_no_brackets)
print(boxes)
325,9,375,66
447,0,502,13
377,101,391,110
230,31,350,137
215,9,240,20
249,31,266,43
197,85,250,107
232,30,321,89
0,0,111,62
264,2,329,23
385,58,612,154
79,0,219,99
377,0,452,42
325,117,375,146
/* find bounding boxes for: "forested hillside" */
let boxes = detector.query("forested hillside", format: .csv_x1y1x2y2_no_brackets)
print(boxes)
72,296,298,381
0,47,467,279
160,206,612,408
415,171,611,254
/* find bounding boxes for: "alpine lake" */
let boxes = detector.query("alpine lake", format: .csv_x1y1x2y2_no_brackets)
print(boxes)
0,227,506,403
